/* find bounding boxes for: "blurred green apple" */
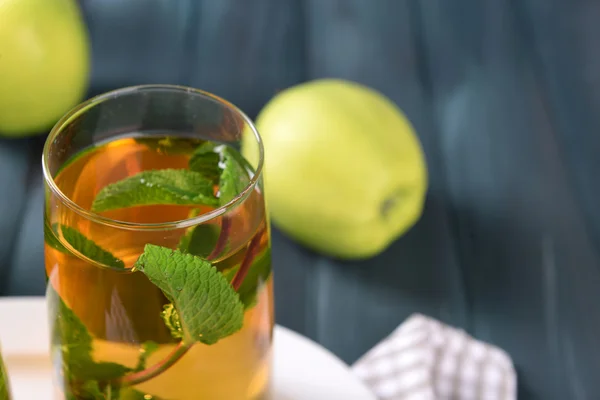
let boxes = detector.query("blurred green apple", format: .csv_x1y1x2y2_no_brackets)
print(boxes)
243,79,428,259
0,0,90,137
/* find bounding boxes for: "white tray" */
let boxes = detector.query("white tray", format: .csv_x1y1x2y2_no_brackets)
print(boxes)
0,297,374,400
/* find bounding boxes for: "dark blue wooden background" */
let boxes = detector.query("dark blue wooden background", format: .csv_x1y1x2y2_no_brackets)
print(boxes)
2,1,600,398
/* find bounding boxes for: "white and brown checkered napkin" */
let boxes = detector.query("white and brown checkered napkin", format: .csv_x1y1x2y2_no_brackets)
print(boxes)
352,314,516,400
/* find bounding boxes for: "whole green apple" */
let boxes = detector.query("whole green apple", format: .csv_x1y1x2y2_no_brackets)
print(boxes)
243,79,428,259
0,0,90,137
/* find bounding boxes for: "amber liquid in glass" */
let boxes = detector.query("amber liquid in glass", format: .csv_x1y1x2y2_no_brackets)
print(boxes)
45,136,273,400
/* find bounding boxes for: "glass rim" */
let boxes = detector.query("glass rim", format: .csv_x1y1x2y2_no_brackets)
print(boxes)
42,84,265,231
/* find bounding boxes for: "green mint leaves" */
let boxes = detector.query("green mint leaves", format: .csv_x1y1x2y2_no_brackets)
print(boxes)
48,285,163,399
160,303,184,340
48,287,131,398
134,245,244,345
224,247,272,309
69,382,149,400
119,388,158,400
189,142,221,184
217,147,251,205
50,295,131,381
44,222,68,253
46,141,265,396
91,169,219,212
77,381,105,399
45,224,124,269
177,223,221,258
0,352,10,400
184,144,251,260
133,341,159,372
188,143,251,206
60,226,125,269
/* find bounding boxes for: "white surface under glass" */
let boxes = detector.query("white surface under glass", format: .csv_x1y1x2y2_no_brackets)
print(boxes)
0,297,375,400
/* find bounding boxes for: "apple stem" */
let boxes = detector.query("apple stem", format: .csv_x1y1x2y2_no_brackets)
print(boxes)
381,188,406,218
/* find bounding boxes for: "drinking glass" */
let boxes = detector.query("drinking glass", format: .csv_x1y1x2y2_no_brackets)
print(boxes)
42,85,273,400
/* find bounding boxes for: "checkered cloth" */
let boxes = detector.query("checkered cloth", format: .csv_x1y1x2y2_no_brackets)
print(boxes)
352,314,516,400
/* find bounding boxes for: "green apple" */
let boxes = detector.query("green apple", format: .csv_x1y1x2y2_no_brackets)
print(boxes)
0,0,90,137
243,79,428,259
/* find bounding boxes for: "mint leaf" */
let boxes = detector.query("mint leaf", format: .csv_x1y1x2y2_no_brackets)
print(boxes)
50,293,131,381
48,286,131,393
189,143,251,205
178,223,221,258
133,341,159,372
218,147,250,205
120,387,158,400
45,222,67,253
176,208,221,258
72,380,150,399
92,169,219,212
79,381,104,399
47,290,157,398
189,142,221,183
78,382,149,400
59,225,125,269
56,145,97,176
188,145,251,262
225,247,272,309
160,304,183,340
134,245,244,345
46,224,124,270
77,362,132,382
0,353,10,400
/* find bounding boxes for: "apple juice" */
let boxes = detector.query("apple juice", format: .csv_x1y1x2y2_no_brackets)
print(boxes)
44,135,273,400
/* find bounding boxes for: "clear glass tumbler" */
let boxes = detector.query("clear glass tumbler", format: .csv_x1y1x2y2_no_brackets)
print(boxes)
42,85,273,400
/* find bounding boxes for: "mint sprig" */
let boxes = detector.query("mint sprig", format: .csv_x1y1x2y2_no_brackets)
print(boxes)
218,146,251,205
45,224,124,269
48,286,165,399
188,143,251,206
224,246,272,309
187,144,251,261
189,142,221,184
44,222,68,253
78,381,105,399
74,382,149,400
91,169,219,212
47,286,131,397
46,141,265,395
134,245,244,345
55,145,97,176
61,226,125,269
160,304,184,340
133,341,159,372
177,223,220,258
119,387,159,399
